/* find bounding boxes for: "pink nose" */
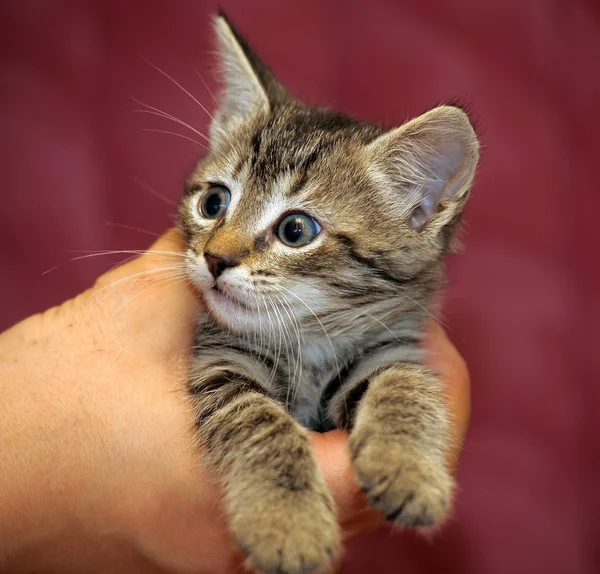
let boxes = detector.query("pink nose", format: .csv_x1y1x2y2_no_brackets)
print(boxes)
204,252,238,279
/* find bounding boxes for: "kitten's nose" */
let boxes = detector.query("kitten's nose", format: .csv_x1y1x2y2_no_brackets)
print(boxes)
204,252,238,279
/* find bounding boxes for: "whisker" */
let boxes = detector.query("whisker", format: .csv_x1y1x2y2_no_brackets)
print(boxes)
139,56,230,152
273,291,303,410
258,295,272,373
191,64,236,150
275,285,341,386
46,248,184,269
92,265,188,300
132,177,178,207
265,293,283,388
289,274,446,336
141,56,217,125
129,100,213,145
41,249,179,276
105,221,161,238
271,292,295,407
106,254,139,274
382,284,451,332
114,272,188,314
140,128,208,150
193,64,219,106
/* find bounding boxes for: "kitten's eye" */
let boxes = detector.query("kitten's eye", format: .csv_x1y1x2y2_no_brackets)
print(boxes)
276,213,321,247
200,185,231,219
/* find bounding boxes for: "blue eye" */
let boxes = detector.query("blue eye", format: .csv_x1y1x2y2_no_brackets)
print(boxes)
276,213,321,247
200,185,231,219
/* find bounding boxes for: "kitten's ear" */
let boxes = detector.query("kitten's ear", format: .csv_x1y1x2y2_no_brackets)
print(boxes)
211,13,286,147
366,106,479,232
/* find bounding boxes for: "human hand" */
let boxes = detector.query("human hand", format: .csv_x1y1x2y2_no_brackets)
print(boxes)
0,230,470,573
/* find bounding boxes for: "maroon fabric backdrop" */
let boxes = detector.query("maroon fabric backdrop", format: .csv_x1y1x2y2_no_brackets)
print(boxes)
2,1,599,572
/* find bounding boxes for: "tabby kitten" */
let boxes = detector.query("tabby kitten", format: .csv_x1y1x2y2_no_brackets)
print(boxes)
179,14,479,574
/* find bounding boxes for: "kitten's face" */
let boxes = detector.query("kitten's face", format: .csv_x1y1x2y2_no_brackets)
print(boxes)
180,107,396,331
178,19,479,335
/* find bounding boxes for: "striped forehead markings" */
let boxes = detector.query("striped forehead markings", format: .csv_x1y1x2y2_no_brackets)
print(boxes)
250,172,296,234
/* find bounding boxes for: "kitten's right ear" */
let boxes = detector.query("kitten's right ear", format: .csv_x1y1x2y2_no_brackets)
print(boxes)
365,106,479,233
211,13,286,149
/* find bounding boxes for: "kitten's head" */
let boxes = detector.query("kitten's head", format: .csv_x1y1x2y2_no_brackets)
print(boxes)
179,14,479,334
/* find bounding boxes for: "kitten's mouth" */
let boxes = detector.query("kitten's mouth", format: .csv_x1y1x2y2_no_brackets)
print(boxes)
210,284,251,311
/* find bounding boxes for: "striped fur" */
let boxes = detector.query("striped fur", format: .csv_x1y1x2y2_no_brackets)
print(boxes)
178,13,479,574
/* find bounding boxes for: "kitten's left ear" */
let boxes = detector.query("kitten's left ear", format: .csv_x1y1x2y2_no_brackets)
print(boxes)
211,13,287,148
365,105,480,232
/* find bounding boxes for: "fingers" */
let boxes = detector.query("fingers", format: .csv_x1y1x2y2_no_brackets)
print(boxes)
311,430,383,540
311,321,471,541
423,322,471,473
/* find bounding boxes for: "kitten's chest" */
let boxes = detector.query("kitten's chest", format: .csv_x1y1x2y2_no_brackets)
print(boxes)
195,320,348,427
284,342,344,429
247,335,345,427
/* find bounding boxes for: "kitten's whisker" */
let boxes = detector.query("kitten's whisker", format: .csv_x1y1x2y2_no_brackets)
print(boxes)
140,57,212,122
91,265,188,299
272,291,303,409
132,177,178,207
193,64,219,106
139,57,230,152
275,285,341,387
190,64,236,150
278,294,301,372
260,294,275,383
269,294,284,390
288,302,304,409
273,296,292,407
289,304,304,407
106,254,139,274
289,275,440,338
42,249,183,275
105,275,187,322
115,273,188,314
270,290,304,405
64,248,184,256
383,284,451,332
350,307,404,344
266,293,284,389
140,128,208,151
112,275,188,320
260,296,276,375
253,294,264,367
247,295,261,366
260,294,276,384
271,292,296,408
129,100,213,145
278,297,298,397
105,221,161,238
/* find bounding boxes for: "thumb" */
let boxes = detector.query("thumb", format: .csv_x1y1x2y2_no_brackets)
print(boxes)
85,228,200,355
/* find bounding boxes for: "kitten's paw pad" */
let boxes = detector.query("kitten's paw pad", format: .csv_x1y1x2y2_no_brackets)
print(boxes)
232,489,340,574
351,441,453,528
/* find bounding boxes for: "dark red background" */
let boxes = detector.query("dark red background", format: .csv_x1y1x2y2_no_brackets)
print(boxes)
1,1,599,572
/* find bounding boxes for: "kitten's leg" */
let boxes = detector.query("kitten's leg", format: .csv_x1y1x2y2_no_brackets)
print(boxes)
334,364,453,527
191,368,340,574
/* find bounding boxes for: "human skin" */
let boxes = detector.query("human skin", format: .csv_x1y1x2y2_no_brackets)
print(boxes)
0,229,470,574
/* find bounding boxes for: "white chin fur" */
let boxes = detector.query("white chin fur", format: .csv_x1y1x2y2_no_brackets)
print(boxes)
203,287,265,332
187,257,329,334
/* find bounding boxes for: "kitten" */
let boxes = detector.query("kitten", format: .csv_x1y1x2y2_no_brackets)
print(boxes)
178,13,479,574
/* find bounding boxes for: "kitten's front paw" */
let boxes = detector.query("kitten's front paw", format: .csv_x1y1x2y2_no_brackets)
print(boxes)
231,486,340,574
350,435,454,528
